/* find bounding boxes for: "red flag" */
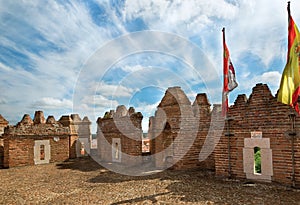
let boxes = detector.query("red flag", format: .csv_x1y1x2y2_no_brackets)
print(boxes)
222,28,238,117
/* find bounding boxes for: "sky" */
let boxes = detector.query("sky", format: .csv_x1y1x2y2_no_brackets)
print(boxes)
1,0,300,133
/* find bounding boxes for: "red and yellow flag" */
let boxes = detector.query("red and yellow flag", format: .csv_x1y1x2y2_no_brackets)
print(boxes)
278,2,300,113
222,28,238,117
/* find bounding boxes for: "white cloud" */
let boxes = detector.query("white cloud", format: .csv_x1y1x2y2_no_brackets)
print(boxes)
97,83,136,98
85,81,137,98
135,103,158,117
82,95,119,108
259,71,281,87
0,1,128,127
235,71,282,98
2,0,300,132
121,65,144,72
135,103,159,132
121,0,300,71
123,0,238,36
186,91,198,102
0,62,13,72
32,98,73,109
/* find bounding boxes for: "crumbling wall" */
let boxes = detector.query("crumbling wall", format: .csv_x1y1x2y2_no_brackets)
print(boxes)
3,111,70,168
97,106,143,166
215,83,300,187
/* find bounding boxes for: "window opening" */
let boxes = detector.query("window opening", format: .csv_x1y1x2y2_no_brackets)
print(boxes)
115,142,119,159
254,146,261,174
40,145,45,160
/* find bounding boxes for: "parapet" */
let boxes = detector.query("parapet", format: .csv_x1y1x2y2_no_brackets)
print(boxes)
46,116,56,124
98,105,142,122
0,115,8,125
33,111,46,124
193,93,211,106
71,114,82,122
19,114,33,125
5,111,69,136
158,86,191,107
97,105,143,132
248,83,273,104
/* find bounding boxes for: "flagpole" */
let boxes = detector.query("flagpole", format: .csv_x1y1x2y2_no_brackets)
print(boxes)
286,1,297,188
287,1,290,17
287,108,296,188
223,27,233,178
288,0,296,189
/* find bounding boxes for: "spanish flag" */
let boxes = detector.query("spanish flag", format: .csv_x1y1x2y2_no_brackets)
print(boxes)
278,2,300,114
222,28,238,117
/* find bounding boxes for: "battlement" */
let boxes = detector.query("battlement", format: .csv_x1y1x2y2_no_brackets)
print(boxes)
6,111,69,136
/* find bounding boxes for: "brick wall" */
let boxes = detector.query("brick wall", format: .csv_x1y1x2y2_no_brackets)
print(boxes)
97,106,143,166
215,83,300,187
2,85,299,187
0,114,9,136
71,114,92,157
150,87,215,170
58,115,79,159
0,115,8,168
0,139,3,168
3,135,69,168
3,111,71,168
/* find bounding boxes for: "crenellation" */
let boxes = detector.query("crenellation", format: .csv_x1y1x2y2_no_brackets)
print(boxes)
33,111,46,124
18,114,33,126
96,105,143,166
1,83,300,188
1,111,92,168
151,86,214,170
3,111,72,168
46,116,56,124
215,83,300,187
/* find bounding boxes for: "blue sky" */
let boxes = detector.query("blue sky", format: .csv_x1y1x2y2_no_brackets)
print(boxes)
1,0,300,133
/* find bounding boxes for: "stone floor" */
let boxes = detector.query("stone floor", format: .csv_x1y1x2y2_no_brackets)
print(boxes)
0,157,299,204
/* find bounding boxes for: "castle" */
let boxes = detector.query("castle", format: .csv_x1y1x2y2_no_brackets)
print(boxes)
0,83,299,188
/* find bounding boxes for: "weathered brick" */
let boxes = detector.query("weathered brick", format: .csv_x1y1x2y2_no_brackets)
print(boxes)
96,105,143,166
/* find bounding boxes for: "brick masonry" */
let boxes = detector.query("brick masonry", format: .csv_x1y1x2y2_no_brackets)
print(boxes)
71,114,92,157
149,87,216,170
0,115,8,168
1,84,300,187
97,106,143,166
149,84,300,187
3,111,72,168
215,83,300,187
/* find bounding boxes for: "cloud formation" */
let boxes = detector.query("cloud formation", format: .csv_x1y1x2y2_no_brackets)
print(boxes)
1,0,300,132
